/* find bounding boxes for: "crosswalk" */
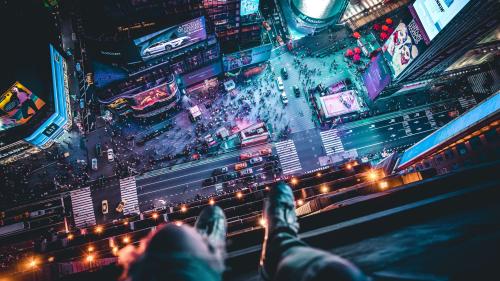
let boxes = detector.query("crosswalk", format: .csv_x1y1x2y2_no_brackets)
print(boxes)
120,177,140,215
70,187,96,228
320,129,344,156
275,140,302,175
458,96,477,111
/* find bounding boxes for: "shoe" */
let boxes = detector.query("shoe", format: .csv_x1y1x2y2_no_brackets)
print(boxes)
195,205,227,263
260,182,299,279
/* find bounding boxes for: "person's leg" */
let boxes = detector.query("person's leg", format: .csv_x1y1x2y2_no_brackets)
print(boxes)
120,206,227,281
260,182,367,281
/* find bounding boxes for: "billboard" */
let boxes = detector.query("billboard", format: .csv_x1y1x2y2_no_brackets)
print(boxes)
318,90,361,118
134,17,207,60
382,14,427,78
130,82,178,111
241,0,260,16
362,54,392,100
0,82,45,131
223,44,272,72
411,0,470,43
24,45,71,148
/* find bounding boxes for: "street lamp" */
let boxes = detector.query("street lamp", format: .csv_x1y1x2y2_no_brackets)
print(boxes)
296,199,304,206
122,236,130,244
291,178,298,185
180,205,187,213
259,218,267,227
379,181,389,190
152,213,159,219
208,198,215,206
94,225,103,234
236,192,243,199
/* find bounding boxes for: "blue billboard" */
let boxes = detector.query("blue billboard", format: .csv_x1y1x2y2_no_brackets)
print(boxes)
24,45,71,148
240,0,260,16
398,93,499,169
223,44,272,72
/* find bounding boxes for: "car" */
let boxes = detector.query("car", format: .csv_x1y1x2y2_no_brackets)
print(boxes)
280,92,289,105
262,21,271,31
281,68,288,79
212,167,228,176
204,134,217,146
107,148,114,162
95,143,101,156
142,36,190,56
276,35,285,46
276,77,284,91
91,158,98,171
239,152,256,160
203,177,217,186
239,168,253,177
249,157,263,165
259,148,272,156
293,86,300,97
224,172,238,181
235,162,248,171
101,200,108,214
115,201,125,213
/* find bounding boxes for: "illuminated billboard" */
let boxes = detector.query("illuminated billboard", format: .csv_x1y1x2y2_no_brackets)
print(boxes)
382,14,427,78
134,17,207,60
130,82,178,111
0,82,45,131
241,0,260,16
223,44,272,72
362,54,392,100
411,0,470,43
24,45,71,148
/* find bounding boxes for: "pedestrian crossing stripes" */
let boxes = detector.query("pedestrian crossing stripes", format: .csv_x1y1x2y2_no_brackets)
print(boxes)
320,129,344,156
120,177,140,215
275,140,302,175
70,187,96,228
458,96,477,110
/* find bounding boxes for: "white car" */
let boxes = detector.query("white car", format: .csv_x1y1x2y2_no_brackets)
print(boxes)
102,200,109,214
142,36,190,56
280,92,288,105
276,77,284,91
91,158,98,171
249,157,263,165
107,149,114,162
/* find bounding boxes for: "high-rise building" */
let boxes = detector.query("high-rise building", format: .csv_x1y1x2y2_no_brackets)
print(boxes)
388,0,500,83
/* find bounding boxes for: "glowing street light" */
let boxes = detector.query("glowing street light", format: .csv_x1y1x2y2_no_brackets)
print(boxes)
236,192,243,199
290,178,298,185
346,163,352,170
67,233,74,240
27,258,37,269
112,247,119,256
320,185,329,193
316,172,322,177
379,181,389,190
122,236,130,244
152,213,159,219
94,226,103,234
123,220,129,226
296,199,304,206
175,221,183,226
259,218,267,227
367,170,378,181
87,246,94,252
180,205,187,213
47,257,55,263
208,198,215,205
86,254,94,263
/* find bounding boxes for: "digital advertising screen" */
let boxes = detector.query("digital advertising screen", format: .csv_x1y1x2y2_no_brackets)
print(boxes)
0,82,45,132
241,0,260,16
411,0,470,43
382,14,427,78
362,54,392,100
130,83,176,111
223,44,272,72
134,17,207,60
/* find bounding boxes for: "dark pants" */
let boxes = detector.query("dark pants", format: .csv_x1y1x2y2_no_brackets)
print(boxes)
263,228,367,281
126,225,223,281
